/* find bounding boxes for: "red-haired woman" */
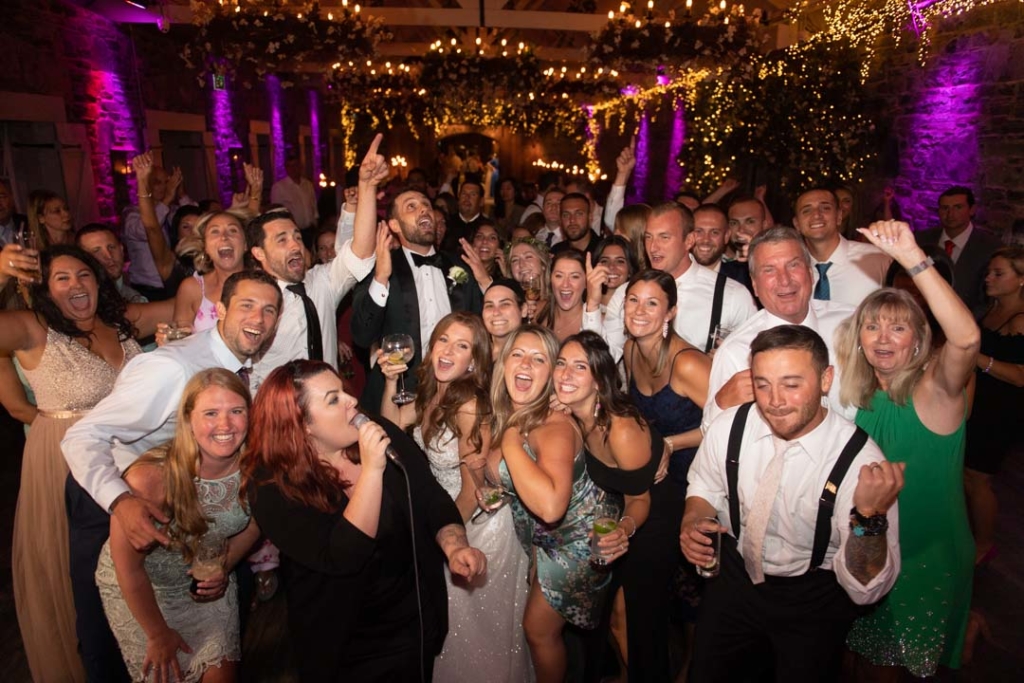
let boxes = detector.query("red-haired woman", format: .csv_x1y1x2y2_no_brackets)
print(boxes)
241,360,486,681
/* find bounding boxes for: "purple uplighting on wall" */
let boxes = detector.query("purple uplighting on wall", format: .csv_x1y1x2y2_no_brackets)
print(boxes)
267,74,286,181
308,89,322,183
901,45,982,229
86,69,141,219
211,81,240,207
628,112,650,205
664,98,686,200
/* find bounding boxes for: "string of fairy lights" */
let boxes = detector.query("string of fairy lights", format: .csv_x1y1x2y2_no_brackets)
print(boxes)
185,0,1018,185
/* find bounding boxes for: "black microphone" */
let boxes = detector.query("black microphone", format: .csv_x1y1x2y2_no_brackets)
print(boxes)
350,412,401,463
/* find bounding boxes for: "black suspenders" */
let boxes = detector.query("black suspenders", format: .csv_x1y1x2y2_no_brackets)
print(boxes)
725,402,869,571
704,270,728,353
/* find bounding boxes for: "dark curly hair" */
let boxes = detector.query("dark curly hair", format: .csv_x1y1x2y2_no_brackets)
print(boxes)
29,245,134,343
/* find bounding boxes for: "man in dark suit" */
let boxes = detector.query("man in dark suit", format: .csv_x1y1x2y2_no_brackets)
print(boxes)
353,188,483,410
917,186,1001,312
441,179,485,251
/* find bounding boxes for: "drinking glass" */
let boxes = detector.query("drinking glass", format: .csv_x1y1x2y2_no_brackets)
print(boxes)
695,516,722,578
520,274,541,322
466,457,511,522
382,333,416,405
15,226,38,252
190,532,227,599
710,325,731,354
590,500,621,565
164,322,191,342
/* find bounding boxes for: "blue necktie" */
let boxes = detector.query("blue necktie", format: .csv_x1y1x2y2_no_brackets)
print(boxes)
814,262,832,301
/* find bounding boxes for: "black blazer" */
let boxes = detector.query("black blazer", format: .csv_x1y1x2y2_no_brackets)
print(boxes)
917,225,1002,312
351,248,483,410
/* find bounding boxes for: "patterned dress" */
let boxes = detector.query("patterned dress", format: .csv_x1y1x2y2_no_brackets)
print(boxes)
846,391,974,677
190,273,220,332
414,426,533,682
499,439,613,629
13,328,142,683
96,470,250,682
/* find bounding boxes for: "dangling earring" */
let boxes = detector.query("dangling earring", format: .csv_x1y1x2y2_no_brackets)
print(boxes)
821,396,829,408
594,400,601,418
193,456,201,484
857,344,863,354
662,320,669,339
468,364,475,373
913,344,920,357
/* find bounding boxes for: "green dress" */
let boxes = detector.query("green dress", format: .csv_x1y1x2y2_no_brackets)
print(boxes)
500,440,614,629
846,390,974,677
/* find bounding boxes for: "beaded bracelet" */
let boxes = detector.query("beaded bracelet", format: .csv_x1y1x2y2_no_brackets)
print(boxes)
983,356,994,374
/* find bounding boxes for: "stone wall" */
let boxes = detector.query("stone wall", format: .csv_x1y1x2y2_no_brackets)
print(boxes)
866,2,1024,235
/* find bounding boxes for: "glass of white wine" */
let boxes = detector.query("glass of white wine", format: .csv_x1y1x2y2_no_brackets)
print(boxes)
382,333,416,405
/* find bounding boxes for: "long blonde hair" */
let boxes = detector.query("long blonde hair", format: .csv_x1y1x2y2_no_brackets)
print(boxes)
490,325,560,441
128,368,251,562
835,288,932,409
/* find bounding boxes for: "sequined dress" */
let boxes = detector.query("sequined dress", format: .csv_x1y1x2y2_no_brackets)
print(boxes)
413,426,533,682
96,470,249,682
846,391,974,677
13,328,141,683
499,439,612,629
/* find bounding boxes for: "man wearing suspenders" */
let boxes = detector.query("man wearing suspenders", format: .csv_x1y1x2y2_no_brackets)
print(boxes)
682,325,905,681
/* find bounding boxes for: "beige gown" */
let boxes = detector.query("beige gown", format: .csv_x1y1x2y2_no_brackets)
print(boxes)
13,328,141,682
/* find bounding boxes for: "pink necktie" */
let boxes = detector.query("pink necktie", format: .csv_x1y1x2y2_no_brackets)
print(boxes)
741,437,788,584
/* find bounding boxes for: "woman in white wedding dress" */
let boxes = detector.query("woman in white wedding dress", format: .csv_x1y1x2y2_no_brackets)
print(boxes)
379,311,533,682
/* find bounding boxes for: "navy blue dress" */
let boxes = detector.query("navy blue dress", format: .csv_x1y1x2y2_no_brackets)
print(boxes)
628,348,705,491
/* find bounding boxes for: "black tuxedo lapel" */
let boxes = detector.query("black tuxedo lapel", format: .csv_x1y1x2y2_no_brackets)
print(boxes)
391,250,424,359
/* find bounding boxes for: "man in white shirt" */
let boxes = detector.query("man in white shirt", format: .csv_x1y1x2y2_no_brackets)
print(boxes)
917,186,1001,311
794,187,890,307
61,269,282,682
270,154,318,231
682,324,903,681
248,137,384,390
704,226,856,431
584,202,756,360
533,188,566,248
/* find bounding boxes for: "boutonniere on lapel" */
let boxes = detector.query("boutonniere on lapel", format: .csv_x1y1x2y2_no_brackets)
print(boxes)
447,266,468,293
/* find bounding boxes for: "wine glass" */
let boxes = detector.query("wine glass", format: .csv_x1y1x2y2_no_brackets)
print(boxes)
520,273,541,322
382,333,416,405
15,225,38,252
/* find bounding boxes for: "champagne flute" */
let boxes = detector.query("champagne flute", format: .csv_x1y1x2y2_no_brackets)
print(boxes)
382,333,416,405
520,273,541,323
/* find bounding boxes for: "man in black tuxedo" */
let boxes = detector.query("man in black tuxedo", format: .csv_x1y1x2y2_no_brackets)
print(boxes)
441,179,485,252
352,188,483,410
916,186,1001,312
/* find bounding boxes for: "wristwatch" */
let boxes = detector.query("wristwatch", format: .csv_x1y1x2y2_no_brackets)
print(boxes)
850,507,888,537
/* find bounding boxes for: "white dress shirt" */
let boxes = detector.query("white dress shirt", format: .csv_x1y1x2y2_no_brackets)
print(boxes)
811,236,891,307
270,176,318,229
366,247,452,358
335,204,355,245
584,255,757,361
688,404,900,605
603,184,626,232
937,223,974,263
61,328,249,511
535,225,564,247
702,300,856,431
251,238,375,390
518,197,544,226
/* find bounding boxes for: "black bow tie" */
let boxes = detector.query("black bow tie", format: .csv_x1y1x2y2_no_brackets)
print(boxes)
411,252,445,269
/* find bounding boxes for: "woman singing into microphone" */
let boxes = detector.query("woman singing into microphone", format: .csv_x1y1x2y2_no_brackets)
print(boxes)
241,360,486,681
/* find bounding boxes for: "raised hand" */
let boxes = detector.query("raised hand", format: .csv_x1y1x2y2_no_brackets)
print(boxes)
230,192,248,211
615,136,637,183
165,166,184,204
373,221,394,284
852,460,905,517
458,237,491,285
244,162,264,191
359,133,390,187
585,252,609,308
857,220,923,266
132,151,153,184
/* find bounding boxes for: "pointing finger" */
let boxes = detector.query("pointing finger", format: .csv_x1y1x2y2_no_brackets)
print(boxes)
366,133,383,158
